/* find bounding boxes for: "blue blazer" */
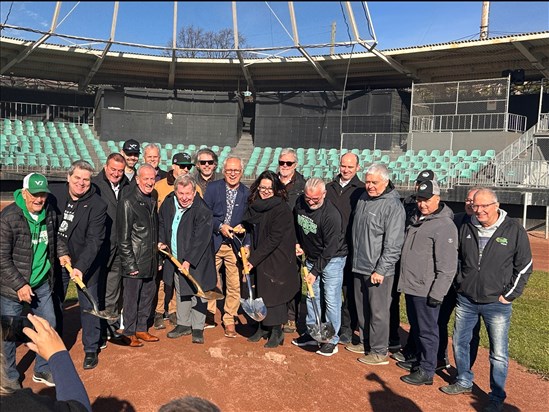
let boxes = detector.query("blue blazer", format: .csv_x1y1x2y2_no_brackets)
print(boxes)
203,179,250,253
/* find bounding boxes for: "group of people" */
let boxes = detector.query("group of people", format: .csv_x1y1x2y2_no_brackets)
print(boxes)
1,140,533,412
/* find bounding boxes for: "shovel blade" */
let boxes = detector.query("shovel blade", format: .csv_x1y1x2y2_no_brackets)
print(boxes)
202,290,224,301
307,321,336,343
240,297,267,322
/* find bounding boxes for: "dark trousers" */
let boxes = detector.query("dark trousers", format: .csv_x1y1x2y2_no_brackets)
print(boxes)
287,265,302,323
101,250,123,325
122,277,156,336
339,266,357,339
406,294,440,377
388,271,402,347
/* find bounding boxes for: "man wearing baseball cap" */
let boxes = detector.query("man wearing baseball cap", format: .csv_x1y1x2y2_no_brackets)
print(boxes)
397,179,457,385
0,173,69,388
153,153,203,331
121,139,141,181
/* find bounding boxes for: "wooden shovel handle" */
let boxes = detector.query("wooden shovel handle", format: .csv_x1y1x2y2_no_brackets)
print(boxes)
158,248,206,296
64,263,86,289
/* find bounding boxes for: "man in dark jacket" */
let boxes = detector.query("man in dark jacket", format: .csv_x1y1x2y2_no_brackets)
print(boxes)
117,163,160,347
326,152,364,344
0,173,68,388
277,148,306,334
144,143,168,182
397,180,458,386
349,163,405,365
291,178,347,357
158,175,216,344
92,153,130,342
441,188,533,412
50,161,108,371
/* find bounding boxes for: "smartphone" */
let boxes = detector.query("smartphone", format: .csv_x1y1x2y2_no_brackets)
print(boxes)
1,315,35,343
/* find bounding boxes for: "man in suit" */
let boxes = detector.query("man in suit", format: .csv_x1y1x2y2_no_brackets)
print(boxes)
203,157,250,338
92,153,130,343
50,160,108,370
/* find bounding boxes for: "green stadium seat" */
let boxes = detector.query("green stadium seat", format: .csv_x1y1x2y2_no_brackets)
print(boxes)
485,149,496,158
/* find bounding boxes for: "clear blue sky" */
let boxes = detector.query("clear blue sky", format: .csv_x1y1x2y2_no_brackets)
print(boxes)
1,1,547,56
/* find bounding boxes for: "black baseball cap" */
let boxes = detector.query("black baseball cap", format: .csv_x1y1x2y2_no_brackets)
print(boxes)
122,139,141,154
416,169,435,183
172,152,193,165
416,180,441,199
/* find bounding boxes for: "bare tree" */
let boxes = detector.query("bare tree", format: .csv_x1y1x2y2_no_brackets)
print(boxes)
164,25,249,59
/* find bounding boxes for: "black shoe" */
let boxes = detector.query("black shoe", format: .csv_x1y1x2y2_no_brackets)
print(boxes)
396,360,420,372
192,329,204,344
401,368,433,386
436,358,451,371
168,312,177,326
167,325,192,339
391,350,417,363
264,326,284,348
83,352,98,370
291,333,318,347
248,324,269,342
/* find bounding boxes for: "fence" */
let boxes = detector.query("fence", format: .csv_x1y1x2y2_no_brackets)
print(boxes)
410,112,526,133
339,132,408,151
0,101,94,126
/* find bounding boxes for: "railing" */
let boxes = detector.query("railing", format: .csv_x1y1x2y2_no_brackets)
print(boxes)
411,112,527,133
538,113,549,133
339,132,408,151
445,159,549,189
0,101,94,126
494,124,537,164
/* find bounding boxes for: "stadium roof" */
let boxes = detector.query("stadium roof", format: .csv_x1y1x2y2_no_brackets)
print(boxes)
1,31,548,92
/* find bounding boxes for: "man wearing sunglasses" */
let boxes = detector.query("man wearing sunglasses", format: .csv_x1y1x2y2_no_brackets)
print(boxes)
153,152,202,331
194,148,219,195
441,188,533,412
277,148,306,334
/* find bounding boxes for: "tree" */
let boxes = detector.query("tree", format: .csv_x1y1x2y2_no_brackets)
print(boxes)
165,25,249,59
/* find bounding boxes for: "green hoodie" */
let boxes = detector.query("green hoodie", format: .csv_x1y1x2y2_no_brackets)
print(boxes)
14,189,51,288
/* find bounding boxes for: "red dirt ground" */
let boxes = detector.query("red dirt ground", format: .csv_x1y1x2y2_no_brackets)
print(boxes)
12,234,549,412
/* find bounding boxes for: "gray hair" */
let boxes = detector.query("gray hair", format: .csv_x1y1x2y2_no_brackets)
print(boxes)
68,160,94,176
144,143,160,155
304,177,326,192
279,148,297,163
365,163,390,182
174,174,197,191
223,156,244,172
474,187,499,203
137,163,156,177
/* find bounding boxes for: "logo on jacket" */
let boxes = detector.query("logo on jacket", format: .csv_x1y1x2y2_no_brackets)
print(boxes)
495,237,508,246
448,238,454,243
466,234,471,239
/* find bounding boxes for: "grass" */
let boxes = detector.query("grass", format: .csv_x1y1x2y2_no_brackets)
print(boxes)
399,270,549,379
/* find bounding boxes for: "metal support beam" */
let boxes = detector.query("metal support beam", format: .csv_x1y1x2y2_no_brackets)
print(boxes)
168,1,178,89
513,41,549,79
288,2,340,89
1,2,62,75
80,2,119,90
232,2,255,93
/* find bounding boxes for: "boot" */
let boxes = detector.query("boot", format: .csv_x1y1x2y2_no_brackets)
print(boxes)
248,323,269,342
264,325,284,348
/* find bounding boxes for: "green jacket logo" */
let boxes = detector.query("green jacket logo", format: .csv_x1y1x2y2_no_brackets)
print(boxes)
495,237,508,246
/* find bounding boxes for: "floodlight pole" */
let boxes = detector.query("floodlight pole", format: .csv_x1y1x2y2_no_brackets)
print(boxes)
168,1,178,89
480,2,490,40
232,2,255,93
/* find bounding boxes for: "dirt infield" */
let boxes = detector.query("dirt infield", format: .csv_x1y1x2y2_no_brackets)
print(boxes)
11,233,549,411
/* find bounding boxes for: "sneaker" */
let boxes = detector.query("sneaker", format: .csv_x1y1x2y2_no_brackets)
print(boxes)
396,360,420,372
162,312,170,321
283,320,296,333
99,340,108,350
439,383,473,395
482,400,504,412
33,371,55,387
436,358,451,371
204,312,217,329
345,342,365,354
168,312,177,326
291,333,318,347
390,351,417,363
154,313,166,330
358,353,390,365
316,343,338,357
388,343,401,353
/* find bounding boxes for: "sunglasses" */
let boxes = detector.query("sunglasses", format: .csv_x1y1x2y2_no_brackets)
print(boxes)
199,160,215,166
178,164,193,170
278,161,295,167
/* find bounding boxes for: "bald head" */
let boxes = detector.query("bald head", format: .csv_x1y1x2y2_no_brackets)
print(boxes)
339,153,360,182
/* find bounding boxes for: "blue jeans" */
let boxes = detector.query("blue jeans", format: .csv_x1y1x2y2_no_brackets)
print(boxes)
453,293,512,403
0,281,56,381
305,256,346,345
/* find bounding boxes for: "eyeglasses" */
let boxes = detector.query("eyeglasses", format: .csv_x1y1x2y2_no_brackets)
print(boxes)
258,185,273,192
471,202,497,211
278,161,295,167
304,194,323,204
178,164,193,170
465,198,474,204
224,169,241,174
199,160,215,166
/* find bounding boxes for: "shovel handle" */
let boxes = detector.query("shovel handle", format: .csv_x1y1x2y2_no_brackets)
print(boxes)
301,263,316,299
158,248,207,298
240,247,250,276
64,263,86,289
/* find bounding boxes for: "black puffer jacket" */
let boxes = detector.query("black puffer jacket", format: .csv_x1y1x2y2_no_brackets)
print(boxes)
0,201,67,301
117,184,159,278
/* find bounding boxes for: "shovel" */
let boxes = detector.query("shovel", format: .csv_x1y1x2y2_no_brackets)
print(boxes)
239,246,267,322
64,263,119,321
158,247,224,301
300,256,335,343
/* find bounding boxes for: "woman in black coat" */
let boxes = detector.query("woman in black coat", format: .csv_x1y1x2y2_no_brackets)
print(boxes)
240,171,299,348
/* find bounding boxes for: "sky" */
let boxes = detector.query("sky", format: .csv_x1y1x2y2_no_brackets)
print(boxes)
1,1,547,57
